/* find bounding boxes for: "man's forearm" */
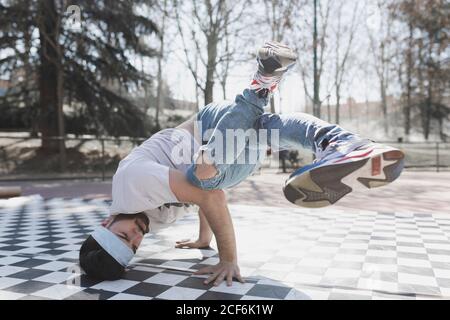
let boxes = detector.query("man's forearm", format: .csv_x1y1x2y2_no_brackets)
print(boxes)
198,208,213,243
199,199,237,262
169,170,237,263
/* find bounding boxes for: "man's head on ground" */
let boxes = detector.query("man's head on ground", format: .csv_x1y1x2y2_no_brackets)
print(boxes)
79,213,150,280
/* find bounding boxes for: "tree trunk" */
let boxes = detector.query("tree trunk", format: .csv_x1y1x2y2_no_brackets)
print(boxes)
424,38,433,140
312,0,320,118
38,0,61,153
204,35,217,105
404,22,413,137
335,85,340,124
155,0,167,131
380,81,388,135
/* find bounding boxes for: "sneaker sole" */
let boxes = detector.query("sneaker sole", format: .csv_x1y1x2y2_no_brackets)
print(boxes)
258,45,297,74
283,149,405,208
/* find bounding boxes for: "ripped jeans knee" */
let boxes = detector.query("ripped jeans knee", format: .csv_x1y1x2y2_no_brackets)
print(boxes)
186,162,225,190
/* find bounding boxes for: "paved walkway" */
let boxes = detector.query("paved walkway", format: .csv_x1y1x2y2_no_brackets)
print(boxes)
2,171,449,213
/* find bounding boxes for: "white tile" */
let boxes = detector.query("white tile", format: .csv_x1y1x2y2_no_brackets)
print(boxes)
133,266,166,273
424,243,450,250
357,278,399,292
256,279,291,287
369,240,397,247
259,263,296,272
241,295,279,300
339,243,369,250
91,279,139,292
13,247,49,255
334,254,365,263
160,261,196,270
396,246,428,254
297,258,332,267
0,266,27,277
324,268,361,278
17,241,47,247
33,284,82,300
0,256,28,265
0,290,27,300
309,246,339,254
433,269,450,279
108,293,152,300
144,273,187,286
429,254,450,263
362,263,398,273
396,237,423,243
34,271,76,284
36,261,75,271
286,287,328,300
0,277,27,290
284,272,322,284
397,258,432,268
209,282,255,295
157,286,205,300
366,250,397,258
398,273,438,287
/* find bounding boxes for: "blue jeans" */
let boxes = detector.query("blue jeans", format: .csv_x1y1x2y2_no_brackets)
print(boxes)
186,89,357,190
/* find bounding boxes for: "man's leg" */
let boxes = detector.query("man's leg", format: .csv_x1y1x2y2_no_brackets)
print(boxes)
258,112,405,208
187,41,297,190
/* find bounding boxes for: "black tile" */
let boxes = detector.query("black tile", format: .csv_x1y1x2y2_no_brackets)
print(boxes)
66,289,116,300
164,270,191,276
329,261,363,270
8,268,53,280
177,277,215,290
39,249,68,255
71,274,102,288
246,284,291,299
397,252,428,260
364,256,397,264
426,249,450,256
38,243,66,249
437,278,450,288
191,263,213,271
198,291,242,300
398,265,435,277
138,258,168,265
18,295,54,300
124,283,171,297
38,236,65,242
1,239,26,245
11,259,50,268
5,280,55,294
0,245,27,251
122,269,156,281
328,292,371,300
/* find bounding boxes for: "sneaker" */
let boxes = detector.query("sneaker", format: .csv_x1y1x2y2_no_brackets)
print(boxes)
250,41,297,94
283,138,405,208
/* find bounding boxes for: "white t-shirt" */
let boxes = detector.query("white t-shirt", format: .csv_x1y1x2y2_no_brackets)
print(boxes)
109,128,200,231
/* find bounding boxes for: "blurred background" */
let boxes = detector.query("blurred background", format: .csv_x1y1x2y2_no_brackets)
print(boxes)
0,0,449,181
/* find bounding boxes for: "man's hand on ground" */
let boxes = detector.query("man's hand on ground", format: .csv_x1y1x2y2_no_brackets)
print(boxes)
175,238,211,249
194,261,245,287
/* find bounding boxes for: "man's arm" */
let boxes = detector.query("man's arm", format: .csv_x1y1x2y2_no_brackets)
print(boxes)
169,168,244,286
175,208,213,249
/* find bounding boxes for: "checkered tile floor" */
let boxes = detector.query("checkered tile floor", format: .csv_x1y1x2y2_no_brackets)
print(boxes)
1,196,450,300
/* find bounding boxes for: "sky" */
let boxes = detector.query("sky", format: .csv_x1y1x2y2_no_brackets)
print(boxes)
159,0,386,114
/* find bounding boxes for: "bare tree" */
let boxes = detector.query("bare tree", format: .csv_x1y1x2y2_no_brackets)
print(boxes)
296,0,332,118
214,6,249,100
262,0,299,113
333,0,361,124
155,0,168,130
174,0,246,106
366,0,395,135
